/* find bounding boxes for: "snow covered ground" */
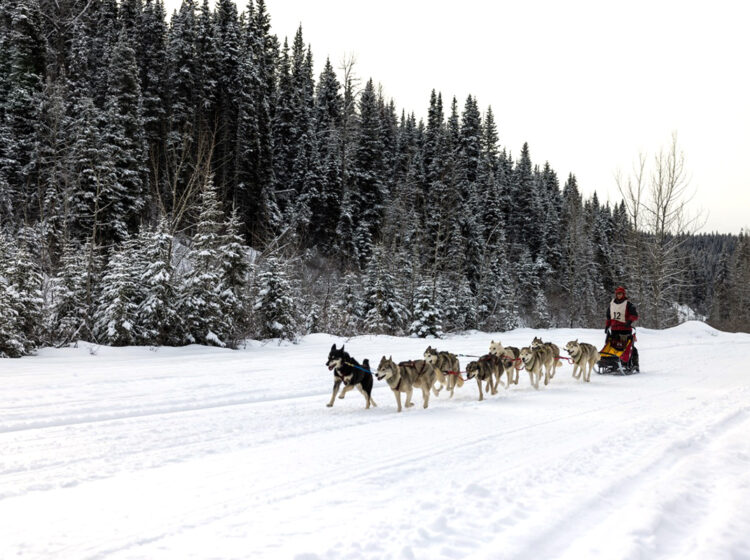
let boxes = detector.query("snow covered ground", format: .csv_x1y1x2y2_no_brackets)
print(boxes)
1,321,749,559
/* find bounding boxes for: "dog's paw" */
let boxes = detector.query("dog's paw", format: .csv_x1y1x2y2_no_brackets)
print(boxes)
326,403,333,407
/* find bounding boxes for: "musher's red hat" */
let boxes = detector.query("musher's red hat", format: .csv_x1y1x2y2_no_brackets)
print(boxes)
615,286,626,296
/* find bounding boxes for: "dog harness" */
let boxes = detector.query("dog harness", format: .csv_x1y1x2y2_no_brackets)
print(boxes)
523,352,539,371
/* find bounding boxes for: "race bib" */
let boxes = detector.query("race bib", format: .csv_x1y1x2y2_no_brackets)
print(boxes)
610,300,628,322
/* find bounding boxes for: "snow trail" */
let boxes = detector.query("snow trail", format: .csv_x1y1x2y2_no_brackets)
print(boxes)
1,323,749,559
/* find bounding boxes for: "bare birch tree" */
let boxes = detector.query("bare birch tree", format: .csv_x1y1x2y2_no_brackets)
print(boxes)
617,133,705,327
615,152,647,308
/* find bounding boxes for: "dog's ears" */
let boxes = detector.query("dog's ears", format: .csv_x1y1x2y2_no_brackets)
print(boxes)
331,344,337,351
389,355,392,361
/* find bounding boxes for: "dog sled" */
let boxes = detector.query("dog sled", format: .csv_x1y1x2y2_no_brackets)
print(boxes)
596,330,639,375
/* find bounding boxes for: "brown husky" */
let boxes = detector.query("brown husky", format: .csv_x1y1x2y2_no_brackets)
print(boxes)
376,356,437,412
531,336,563,379
500,346,521,387
520,346,553,389
424,346,463,397
465,354,501,400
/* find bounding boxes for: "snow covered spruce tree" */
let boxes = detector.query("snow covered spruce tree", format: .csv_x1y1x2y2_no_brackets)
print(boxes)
0,274,24,358
329,271,364,336
0,233,44,356
409,282,443,338
559,174,598,327
218,207,251,346
253,256,299,341
94,236,143,346
0,0,45,227
440,275,477,333
0,235,25,357
350,79,385,268
137,220,180,346
6,238,43,353
101,29,149,242
362,247,407,335
49,242,96,346
179,178,232,347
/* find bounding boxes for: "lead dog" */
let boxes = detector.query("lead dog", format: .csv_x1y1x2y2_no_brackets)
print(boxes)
326,344,376,408
564,339,598,382
376,356,437,412
465,354,501,400
531,336,563,379
424,346,463,397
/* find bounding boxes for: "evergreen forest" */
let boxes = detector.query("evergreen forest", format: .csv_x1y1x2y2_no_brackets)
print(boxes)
1,0,749,357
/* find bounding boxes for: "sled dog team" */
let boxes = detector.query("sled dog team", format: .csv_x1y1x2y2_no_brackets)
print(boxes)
326,337,600,412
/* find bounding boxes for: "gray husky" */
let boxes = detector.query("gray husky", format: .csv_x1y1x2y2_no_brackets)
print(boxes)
531,336,563,379
424,346,463,397
376,356,437,412
520,346,553,389
564,339,599,382
465,354,501,401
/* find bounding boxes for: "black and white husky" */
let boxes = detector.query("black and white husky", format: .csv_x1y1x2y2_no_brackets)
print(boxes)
325,344,376,409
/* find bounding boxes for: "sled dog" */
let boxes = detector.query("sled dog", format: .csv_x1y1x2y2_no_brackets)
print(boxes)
465,354,501,400
489,339,506,359
519,346,552,389
500,346,521,387
489,340,521,387
376,356,437,412
424,346,463,397
531,336,563,379
564,339,599,382
326,344,376,409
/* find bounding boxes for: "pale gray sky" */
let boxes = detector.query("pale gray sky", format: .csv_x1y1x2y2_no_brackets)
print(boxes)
165,0,750,234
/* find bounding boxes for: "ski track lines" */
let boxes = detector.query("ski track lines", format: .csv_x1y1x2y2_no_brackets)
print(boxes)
1,326,750,559
275,393,750,559
465,403,750,560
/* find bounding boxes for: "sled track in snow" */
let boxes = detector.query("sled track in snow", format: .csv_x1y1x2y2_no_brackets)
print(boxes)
0,391,323,434
243,377,736,508
495,406,750,560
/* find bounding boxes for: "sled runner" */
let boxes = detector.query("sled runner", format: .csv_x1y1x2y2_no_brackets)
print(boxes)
596,330,639,375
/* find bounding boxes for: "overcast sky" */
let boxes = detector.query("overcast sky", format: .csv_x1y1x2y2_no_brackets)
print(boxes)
164,0,750,234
